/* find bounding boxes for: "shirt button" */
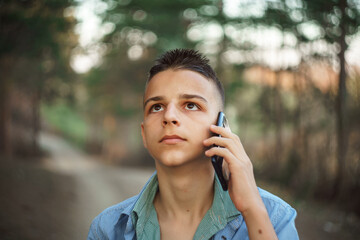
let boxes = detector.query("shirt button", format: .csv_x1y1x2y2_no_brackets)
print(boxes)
221,236,227,240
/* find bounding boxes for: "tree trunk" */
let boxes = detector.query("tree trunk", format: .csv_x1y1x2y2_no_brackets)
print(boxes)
0,57,13,158
274,71,283,161
333,0,348,198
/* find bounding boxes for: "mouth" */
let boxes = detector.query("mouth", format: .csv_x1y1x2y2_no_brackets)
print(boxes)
160,135,186,144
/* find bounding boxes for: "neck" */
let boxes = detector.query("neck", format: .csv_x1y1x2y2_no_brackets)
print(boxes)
154,160,215,220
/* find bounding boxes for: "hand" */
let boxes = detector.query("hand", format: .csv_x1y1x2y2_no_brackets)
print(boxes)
203,125,263,214
203,125,278,239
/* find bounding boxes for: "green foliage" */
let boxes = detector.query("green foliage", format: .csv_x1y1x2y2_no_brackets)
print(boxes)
102,0,208,51
0,0,78,95
262,0,360,50
42,103,88,147
0,0,76,56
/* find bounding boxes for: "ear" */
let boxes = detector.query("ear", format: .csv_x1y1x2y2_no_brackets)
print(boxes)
141,122,147,149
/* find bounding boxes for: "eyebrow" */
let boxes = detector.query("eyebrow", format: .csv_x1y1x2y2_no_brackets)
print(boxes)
143,94,208,109
143,96,164,109
180,94,208,104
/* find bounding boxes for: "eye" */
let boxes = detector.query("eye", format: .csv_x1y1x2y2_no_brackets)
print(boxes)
185,102,199,111
150,104,164,113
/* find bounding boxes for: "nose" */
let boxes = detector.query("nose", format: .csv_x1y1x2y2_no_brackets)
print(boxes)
162,103,180,127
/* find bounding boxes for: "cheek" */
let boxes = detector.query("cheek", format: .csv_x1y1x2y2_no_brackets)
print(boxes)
194,115,217,141
193,122,212,141
143,120,157,141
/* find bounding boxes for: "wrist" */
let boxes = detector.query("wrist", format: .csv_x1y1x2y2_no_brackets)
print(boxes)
242,201,268,219
242,202,278,240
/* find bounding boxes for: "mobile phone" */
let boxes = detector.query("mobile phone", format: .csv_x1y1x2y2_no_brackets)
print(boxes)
211,112,230,191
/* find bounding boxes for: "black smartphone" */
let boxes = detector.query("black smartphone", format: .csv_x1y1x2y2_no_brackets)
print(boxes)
211,112,230,191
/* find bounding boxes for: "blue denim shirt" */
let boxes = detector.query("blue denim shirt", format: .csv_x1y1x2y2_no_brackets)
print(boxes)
88,173,299,240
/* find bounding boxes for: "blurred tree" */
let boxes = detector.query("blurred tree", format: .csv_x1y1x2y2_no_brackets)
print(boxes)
102,0,211,51
0,0,78,158
259,0,360,196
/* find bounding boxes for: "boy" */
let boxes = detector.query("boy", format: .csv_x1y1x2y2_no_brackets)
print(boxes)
88,49,299,240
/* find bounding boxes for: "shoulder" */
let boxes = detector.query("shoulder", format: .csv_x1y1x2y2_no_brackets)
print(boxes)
258,187,294,210
87,195,138,240
258,188,297,220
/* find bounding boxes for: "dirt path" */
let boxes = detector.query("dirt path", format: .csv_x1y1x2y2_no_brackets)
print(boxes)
0,133,154,240
1,132,359,239
39,132,155,239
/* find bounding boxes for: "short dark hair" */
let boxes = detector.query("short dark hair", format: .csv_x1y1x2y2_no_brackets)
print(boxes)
147,49,225,108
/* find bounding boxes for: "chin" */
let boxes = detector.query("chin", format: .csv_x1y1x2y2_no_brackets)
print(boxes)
156,153,188,167
154,151,207,168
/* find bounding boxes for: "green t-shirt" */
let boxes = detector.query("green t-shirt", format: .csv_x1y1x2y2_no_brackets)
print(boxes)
131,174,240,240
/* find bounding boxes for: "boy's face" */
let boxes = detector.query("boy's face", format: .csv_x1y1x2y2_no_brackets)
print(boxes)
141,69,222,168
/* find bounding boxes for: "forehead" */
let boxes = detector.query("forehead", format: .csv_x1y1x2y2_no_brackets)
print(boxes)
144,69,218,101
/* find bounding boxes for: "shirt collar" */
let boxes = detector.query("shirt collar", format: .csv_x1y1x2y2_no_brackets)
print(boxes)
115,172,158,239
193,176,240,239
127,173,241,239
131,173,159,239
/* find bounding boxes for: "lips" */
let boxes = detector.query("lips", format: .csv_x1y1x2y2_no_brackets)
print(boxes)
160,135,186,144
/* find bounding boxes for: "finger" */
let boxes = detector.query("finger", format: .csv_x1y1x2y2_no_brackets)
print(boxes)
205,146,237,166
210,125,241,144
210,124,231,136
205,134,251,164
206,146,253,178
203,136,231,147
203,136,241,157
